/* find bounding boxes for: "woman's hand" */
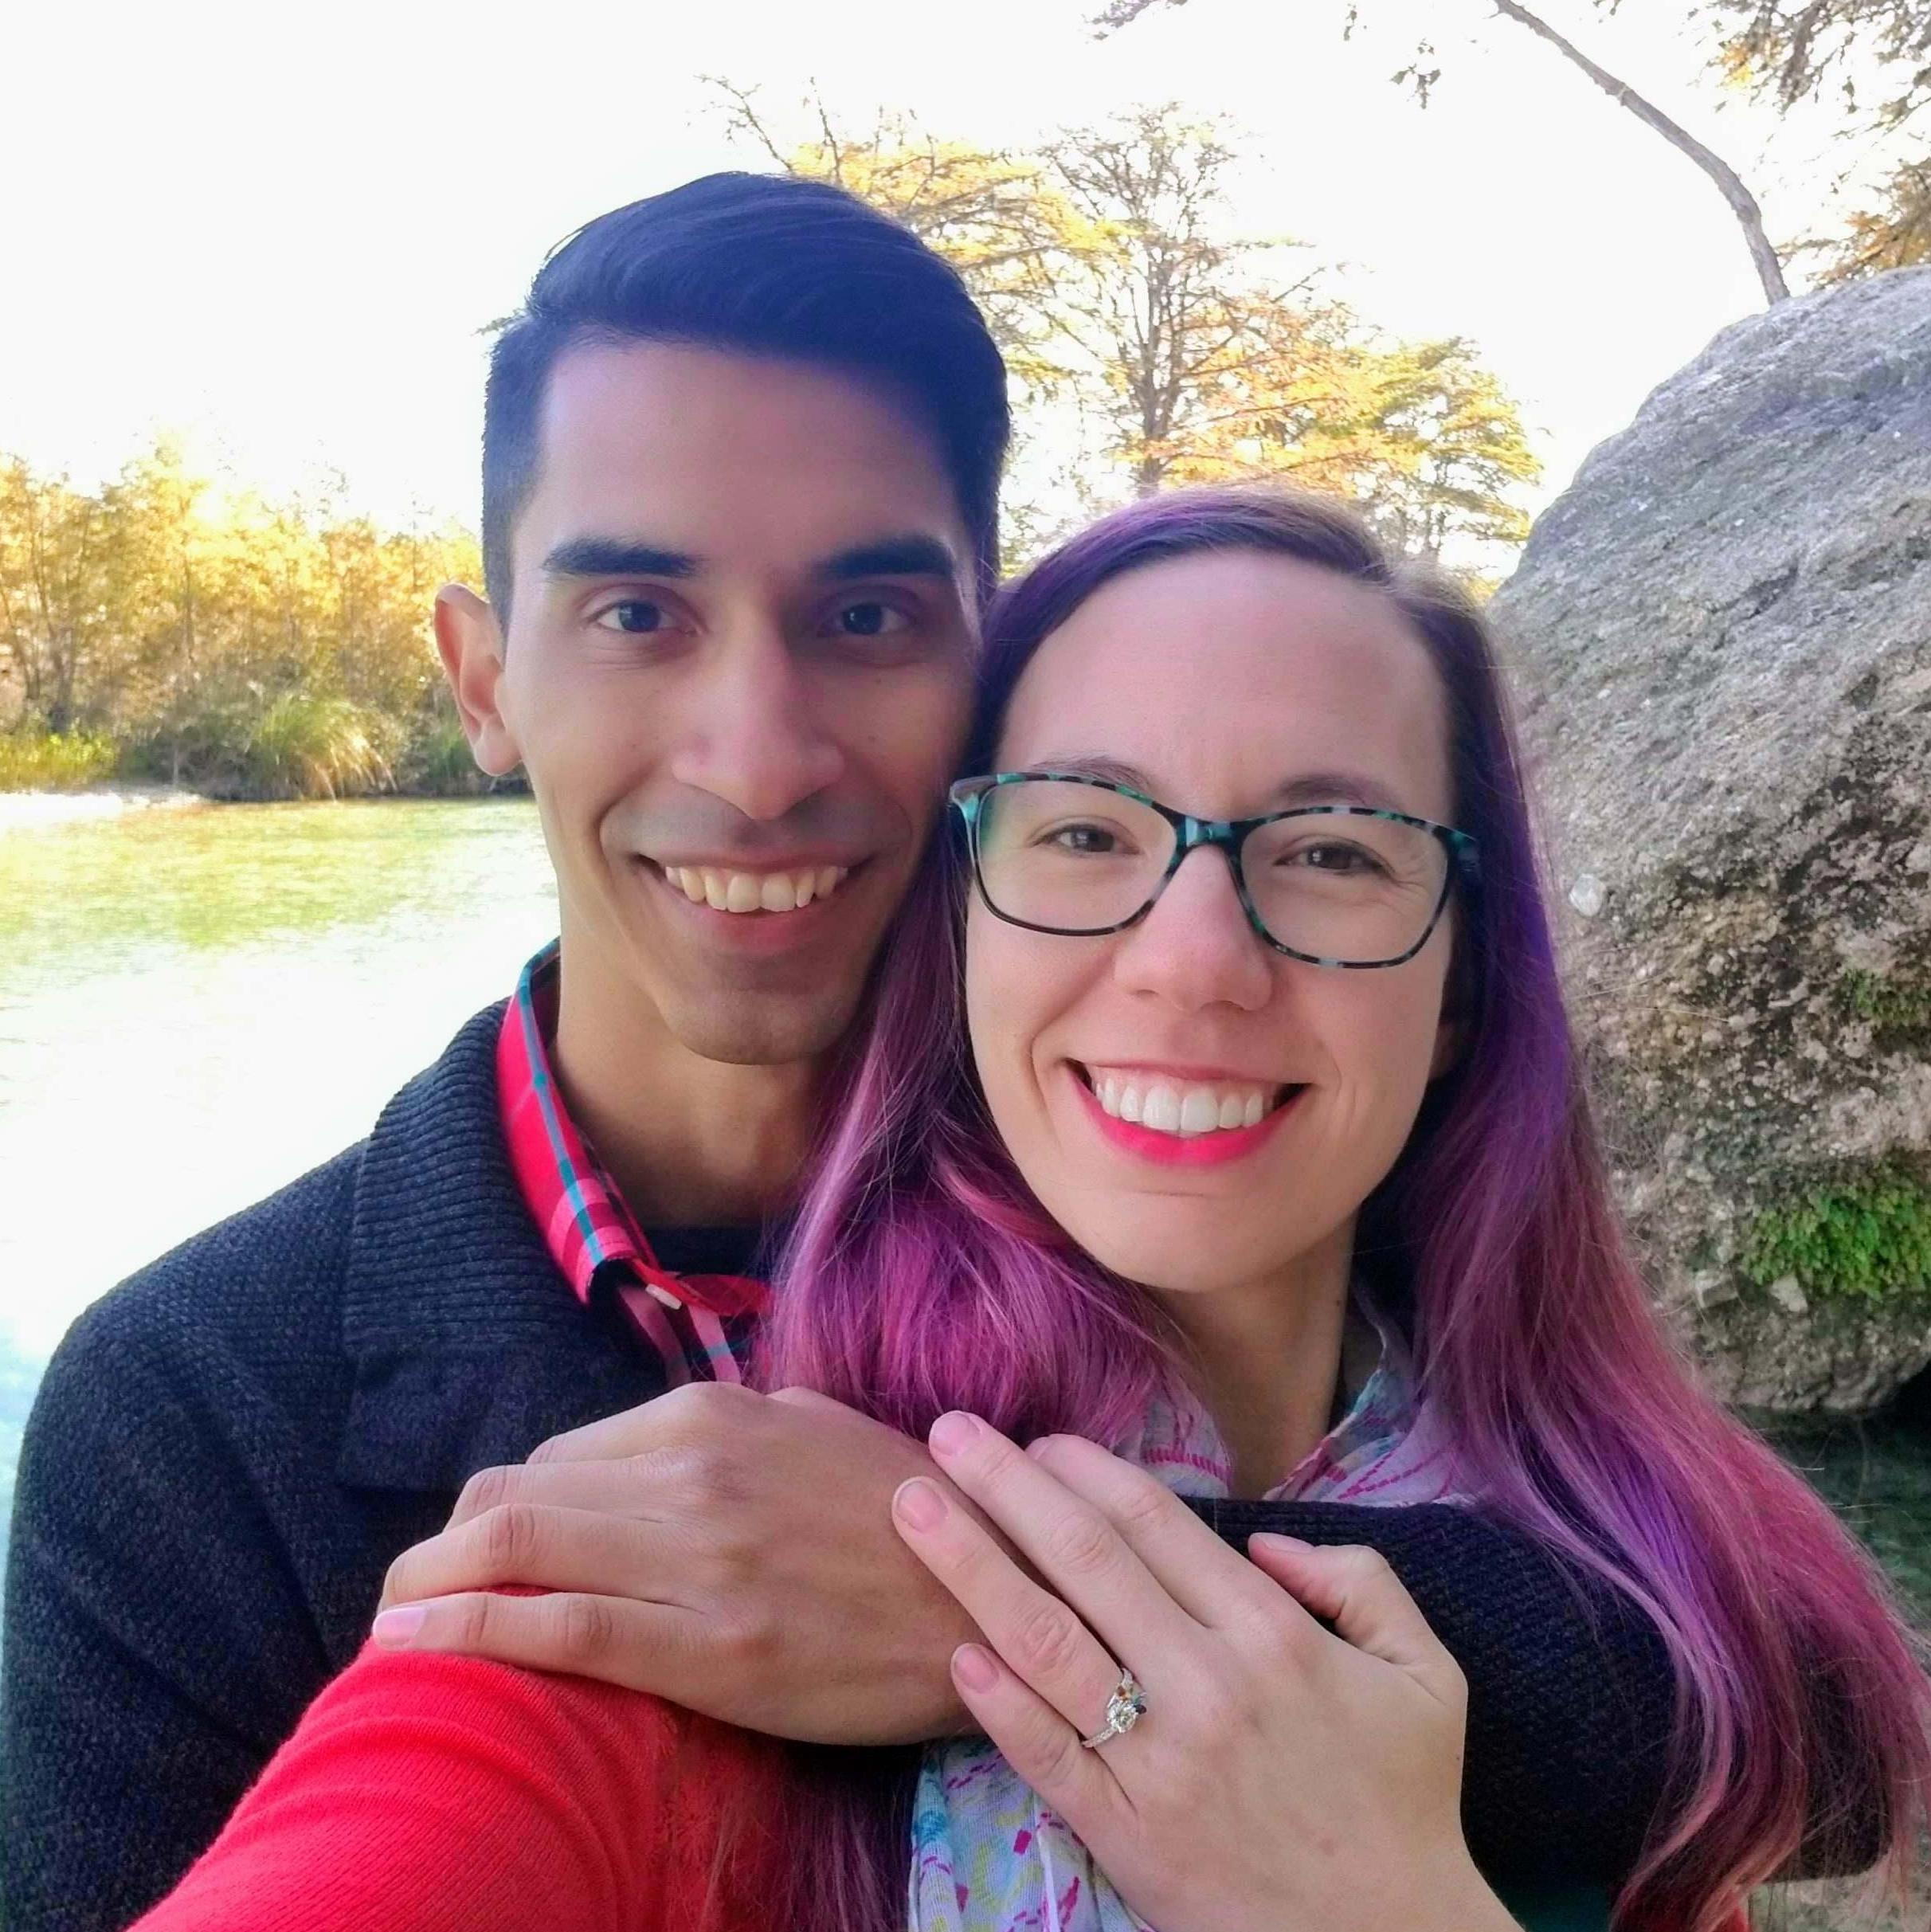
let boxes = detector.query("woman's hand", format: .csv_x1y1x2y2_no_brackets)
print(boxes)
892,1412,1520,1932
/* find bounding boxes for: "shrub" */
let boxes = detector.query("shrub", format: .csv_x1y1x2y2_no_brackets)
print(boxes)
0,731,120,791
394,711,527,797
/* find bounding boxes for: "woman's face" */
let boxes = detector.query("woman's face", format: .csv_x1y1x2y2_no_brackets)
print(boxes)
965,548,1460,1307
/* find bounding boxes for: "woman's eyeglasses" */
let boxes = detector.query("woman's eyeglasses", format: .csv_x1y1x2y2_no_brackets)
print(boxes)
949,771,1479,970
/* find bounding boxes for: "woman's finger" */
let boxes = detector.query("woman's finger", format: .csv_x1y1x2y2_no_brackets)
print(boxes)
1024,1433,1310,1632
1248,1536,1465,1703
924,1413,1198,1662
893,1476,1137,1743
949,1644,1125,1840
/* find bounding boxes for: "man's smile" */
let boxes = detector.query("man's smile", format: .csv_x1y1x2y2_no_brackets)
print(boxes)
656,861,854,913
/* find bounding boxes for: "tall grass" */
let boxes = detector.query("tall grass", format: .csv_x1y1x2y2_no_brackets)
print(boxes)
239,693,399,801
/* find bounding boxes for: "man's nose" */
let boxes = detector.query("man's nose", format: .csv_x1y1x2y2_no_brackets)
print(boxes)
1111,846,1274,1013
668,630,845,824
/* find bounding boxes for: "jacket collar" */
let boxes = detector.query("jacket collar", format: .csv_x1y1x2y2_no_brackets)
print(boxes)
336,1002,664,1491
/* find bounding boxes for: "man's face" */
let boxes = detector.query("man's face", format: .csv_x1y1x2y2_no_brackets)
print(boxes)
448,339,977,1068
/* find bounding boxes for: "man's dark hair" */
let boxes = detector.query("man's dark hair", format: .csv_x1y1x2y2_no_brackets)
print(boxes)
481,171,1011,617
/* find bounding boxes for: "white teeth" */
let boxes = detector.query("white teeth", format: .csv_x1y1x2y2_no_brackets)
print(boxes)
668,864,851,914
1085,1067,1281,1138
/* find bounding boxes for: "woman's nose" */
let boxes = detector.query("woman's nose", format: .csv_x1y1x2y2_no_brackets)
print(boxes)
1110,846,1273,1013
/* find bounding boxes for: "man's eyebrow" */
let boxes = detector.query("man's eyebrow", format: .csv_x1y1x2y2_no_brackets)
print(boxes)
542,537,699,580
1013,755,1412,816
816,535,960,582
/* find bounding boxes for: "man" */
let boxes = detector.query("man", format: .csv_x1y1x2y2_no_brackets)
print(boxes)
3,174,1671,1932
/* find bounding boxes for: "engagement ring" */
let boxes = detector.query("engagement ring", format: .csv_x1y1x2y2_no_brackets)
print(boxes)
1079,1667,1146,1749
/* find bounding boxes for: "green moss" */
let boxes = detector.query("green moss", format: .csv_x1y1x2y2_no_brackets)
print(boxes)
1839,966,1931,1045
1741,1166,1931,1304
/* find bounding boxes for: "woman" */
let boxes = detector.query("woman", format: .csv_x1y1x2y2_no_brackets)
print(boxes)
139,488,1929,1932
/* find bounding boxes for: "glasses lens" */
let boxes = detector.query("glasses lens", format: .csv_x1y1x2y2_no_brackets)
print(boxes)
973,779,1174,933
1243,811,1449,964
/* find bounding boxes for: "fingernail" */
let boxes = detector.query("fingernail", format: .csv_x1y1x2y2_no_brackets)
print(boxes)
371,1605,427,1647
929,1411,980,1459
1250,1534,1313,1554
953,1643,999,1692
894,1477,949,1531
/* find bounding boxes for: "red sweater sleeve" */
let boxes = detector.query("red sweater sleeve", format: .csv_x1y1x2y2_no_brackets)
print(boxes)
131,1642,785,1932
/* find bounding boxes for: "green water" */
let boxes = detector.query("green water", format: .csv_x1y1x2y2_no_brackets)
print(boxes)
0,798,558,1367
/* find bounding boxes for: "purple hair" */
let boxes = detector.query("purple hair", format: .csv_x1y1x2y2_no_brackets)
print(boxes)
749,487,1931,1932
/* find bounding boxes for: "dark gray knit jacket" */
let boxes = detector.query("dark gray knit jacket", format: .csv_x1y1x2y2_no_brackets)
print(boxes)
0,1004,1749,1931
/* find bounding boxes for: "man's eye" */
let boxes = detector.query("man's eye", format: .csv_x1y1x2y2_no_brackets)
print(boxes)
593,600,668,634
832,601,911,639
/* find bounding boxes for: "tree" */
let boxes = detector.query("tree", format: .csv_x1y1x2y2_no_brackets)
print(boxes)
0,460,114,735
707,82,1082,401
0,441,484,794
1698,0,1930,280
1096,0,1792,304
720,96,1540,562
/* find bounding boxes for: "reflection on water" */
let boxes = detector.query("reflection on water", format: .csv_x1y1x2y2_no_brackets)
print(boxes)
0,799,558,1367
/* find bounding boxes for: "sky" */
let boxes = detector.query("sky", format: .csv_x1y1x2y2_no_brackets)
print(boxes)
0,0,1890,537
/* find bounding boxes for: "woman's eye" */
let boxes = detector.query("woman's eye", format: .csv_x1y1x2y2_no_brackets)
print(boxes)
1046,822,1125,856
593,600,668,635
831,600,911,639
1294,842,1378,875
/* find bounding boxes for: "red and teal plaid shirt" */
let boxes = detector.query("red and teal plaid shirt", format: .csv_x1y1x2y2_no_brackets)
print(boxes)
496,942,768,1386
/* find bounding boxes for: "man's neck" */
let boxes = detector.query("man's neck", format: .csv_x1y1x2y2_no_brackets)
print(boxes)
550,950,824,1229
1165,1223,1356,1499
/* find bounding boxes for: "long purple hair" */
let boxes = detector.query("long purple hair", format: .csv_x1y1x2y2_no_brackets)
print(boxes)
749,487,1931,1932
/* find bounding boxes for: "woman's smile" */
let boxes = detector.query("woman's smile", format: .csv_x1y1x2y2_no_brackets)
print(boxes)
1063,1061,1306,1168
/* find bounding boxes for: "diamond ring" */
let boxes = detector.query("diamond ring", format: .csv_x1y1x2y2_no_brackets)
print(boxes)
1079,1667,1147,1749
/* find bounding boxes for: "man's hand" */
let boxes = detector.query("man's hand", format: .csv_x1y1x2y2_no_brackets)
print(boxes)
370,1384,980,1744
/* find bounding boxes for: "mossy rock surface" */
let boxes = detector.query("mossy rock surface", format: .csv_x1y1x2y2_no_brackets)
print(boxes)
1491,266,1931,1413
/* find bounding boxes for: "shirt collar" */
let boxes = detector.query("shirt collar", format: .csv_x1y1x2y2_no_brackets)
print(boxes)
497,941,767,1323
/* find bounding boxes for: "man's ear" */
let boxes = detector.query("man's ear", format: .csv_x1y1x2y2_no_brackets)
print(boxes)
434,584,521,777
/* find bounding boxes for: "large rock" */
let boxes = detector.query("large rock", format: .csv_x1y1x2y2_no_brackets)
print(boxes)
1490,268,1931,1415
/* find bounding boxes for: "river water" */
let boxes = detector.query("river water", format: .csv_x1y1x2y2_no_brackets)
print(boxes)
0,799,557,1372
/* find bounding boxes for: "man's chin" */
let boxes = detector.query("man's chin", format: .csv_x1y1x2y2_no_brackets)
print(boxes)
662,988,867,1071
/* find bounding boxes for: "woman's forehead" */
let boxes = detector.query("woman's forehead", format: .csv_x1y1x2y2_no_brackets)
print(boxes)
997,551,1455,821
